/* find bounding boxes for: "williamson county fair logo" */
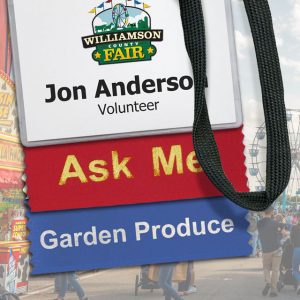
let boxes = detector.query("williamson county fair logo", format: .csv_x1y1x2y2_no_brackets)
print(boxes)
82,0,163,65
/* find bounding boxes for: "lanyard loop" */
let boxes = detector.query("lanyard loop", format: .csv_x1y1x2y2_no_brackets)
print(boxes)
179,0,291,211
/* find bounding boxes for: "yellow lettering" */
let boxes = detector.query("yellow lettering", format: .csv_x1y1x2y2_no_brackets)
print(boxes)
131,46,144,59
0,92,13,105
59,155,88,185
89,160,109,182
124,47,131,59
113,48,126,61
112,151,133,179
103,49,115,62
7,94,13,105
153,145,183,176
186,151,203,173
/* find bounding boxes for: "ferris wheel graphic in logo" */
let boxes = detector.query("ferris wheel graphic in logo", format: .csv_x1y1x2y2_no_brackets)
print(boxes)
82,1,164,65
112,4,128,28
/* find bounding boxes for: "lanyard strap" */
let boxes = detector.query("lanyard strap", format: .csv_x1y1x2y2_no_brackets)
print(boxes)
179,0,291,211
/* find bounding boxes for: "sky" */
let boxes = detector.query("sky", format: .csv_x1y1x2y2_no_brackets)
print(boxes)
232,0,300,124
231,0,300,194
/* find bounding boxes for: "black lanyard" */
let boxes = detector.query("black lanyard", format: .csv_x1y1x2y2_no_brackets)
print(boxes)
179,0,291,211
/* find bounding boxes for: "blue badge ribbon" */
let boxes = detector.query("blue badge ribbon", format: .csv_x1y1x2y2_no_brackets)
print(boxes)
28,197,251,275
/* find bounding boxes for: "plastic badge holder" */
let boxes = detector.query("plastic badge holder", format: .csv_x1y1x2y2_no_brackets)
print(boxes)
8,0,242,147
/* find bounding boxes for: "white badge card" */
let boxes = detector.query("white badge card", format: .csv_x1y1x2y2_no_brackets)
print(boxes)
9,0,242,146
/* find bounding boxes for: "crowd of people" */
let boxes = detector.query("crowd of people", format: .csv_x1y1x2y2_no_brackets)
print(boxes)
154,263,196,300
249,206,300,297
53,263,197,300
54,273,88,300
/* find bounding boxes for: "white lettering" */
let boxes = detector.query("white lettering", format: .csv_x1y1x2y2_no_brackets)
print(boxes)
135,222,150,241
40,230,58,250
222,219,235,233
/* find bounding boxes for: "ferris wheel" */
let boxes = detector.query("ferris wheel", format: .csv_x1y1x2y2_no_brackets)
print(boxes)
249,109,300,203
112,4,129,28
